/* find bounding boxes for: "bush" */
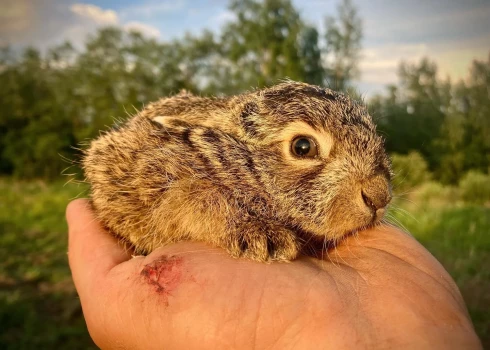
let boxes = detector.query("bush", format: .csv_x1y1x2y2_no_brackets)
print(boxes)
390,151,431,193
459,171,490,205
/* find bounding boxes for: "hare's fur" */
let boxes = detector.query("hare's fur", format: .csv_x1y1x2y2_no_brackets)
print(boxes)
83,82,392,261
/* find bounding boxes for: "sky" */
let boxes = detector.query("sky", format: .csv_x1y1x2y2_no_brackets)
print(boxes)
1,0,489,96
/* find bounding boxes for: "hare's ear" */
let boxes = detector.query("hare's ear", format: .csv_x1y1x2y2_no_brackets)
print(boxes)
151,116,194,130
153,116,168,126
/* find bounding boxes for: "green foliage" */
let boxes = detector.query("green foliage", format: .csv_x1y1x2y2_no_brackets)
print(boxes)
391,151,431,193
374,55,490,184
435,55,490,183
222,0,305,90
0,47,77,179
324,0,362,91
375,59,446,167
0,179,95,349
299,25,325,86
389,182,490,347
459,171,490,205
0,29,191,180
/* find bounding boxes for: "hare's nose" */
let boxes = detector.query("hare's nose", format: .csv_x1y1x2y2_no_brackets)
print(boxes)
361,175,392,214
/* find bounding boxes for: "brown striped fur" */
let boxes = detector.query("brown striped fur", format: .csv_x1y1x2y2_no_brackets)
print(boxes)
82,81,392,261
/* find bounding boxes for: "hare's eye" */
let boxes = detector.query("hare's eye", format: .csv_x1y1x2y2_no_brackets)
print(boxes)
291,136,318,158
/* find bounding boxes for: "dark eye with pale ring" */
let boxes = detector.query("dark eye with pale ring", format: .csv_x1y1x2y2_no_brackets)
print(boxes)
291,136,318,158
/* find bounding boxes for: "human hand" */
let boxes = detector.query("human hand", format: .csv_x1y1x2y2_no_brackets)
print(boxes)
67,199,481,349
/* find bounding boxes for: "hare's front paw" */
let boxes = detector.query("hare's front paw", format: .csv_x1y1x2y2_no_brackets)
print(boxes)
226,221,299,262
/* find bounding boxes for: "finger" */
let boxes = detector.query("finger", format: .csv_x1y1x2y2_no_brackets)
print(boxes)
66,199,132,292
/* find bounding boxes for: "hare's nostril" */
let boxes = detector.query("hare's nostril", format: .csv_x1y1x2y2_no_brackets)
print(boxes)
361,174,392,213
362,190,377,211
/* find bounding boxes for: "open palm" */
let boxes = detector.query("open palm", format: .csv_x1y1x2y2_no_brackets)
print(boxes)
67,199,480,349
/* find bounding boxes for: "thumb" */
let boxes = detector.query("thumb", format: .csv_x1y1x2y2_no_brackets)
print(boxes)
66,199,132,295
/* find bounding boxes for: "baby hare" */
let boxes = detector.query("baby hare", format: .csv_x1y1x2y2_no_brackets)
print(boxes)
83,81,392,262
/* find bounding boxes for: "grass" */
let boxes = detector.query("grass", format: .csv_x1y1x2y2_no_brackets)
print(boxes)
0,178,488,348
0,178,95,349
389,182,490,347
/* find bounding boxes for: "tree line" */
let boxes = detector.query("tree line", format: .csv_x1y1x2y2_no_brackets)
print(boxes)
0,0,488,184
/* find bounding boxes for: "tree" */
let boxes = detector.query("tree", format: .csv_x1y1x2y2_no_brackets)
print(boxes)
0,28,195,179
0,47,76,179
220,0,306,91
324,0,362,91
298,25,325,86
374,58,447,171
373,54,490,184
175,30,232,95
463,53,490,171
435,54,490,183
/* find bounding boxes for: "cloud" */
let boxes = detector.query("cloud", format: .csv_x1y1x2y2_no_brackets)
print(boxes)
0,0,33,35
359,32,490,88
356,36,489,98
362,1,490,46
364,1,484,34
359,44,430,85
0,0,46,47
65,3,162,47
353,0,490,95
0,1,162,50
70,4,118,25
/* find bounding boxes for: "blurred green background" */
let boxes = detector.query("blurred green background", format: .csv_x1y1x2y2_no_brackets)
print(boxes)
0,0,489,348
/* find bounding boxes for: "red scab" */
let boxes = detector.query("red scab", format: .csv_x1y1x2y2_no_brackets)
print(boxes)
140,255,185,304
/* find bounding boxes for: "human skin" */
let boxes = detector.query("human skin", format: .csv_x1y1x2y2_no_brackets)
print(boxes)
66,199,482,349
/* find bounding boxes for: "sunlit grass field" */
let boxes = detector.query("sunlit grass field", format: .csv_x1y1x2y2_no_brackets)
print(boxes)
1,178,488,348
389,182,490,346
0,179,96,349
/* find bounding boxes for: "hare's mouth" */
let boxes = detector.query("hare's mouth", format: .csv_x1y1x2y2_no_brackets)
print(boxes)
353,218,381,234
353,203,391,233
331,209,385,241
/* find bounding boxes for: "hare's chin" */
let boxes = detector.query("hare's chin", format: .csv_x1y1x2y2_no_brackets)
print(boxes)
346,215,385,236
306,214,378,240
